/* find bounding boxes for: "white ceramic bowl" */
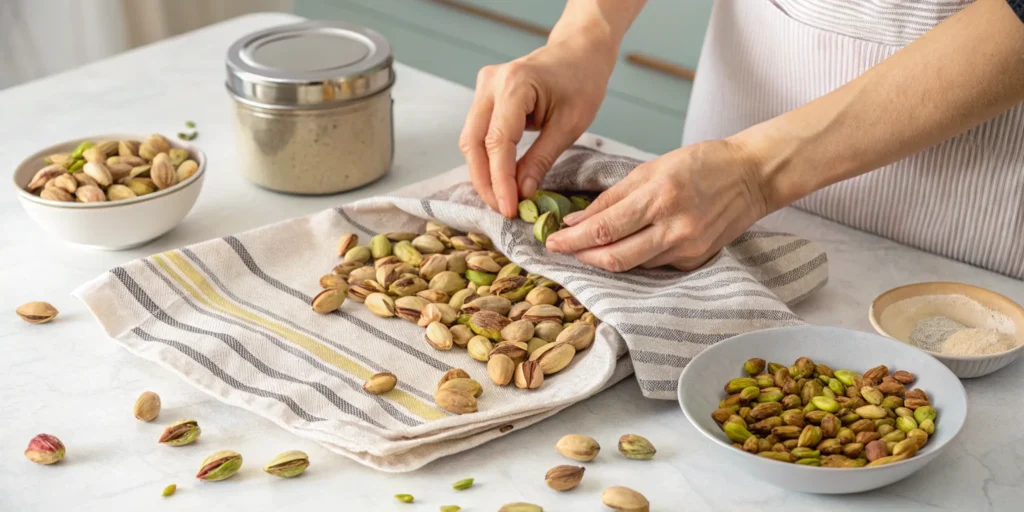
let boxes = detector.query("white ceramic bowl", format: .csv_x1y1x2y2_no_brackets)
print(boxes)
678,325,967,494
870,282,1024,378
13,134,205,250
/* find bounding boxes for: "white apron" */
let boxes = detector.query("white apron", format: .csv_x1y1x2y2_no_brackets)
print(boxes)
683,0,1024,280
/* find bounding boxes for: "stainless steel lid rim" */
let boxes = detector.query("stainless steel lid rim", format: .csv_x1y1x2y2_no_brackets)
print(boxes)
226,19,393,108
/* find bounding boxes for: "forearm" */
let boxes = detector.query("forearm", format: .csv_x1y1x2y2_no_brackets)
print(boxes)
548,0,647,60
735,0,1024,211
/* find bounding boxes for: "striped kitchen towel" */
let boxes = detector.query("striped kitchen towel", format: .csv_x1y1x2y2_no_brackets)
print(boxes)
74,139,827,471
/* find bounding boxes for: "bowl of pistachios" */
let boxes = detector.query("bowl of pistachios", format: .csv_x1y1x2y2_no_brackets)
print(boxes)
678,325,966,494
13,133,205,250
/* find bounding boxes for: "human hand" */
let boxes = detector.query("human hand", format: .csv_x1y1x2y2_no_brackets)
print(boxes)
545,140,769,271
459,39,615,218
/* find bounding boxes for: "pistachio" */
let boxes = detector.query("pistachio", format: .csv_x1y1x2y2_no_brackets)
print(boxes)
311,288,346,314
24,434,65,465
896,416,919,433
797,425,822,448
319,274,349,291
463,296,513,315
394,296,429,322
468,310,510,341
263,450,310,478
560,297,585,322
425,321,454,350
393,241,424,266
490,341,529,364
518,199,540,222
464,269,496,286
429,271,467,295
176,160,199,181
855,405,888,420
394,494,415,503
533,211,559,243
749,402,783,420
123,178,155,196
617,434,656,460
919,418,935,435
16,301,59,324
133,391,161,422
390,276,429,297
525,337,549,357
435,387,477,414
500,319,535,344
72,184,105,202
149,156,178,190
534,321,563,342
503,301,531,322
491,275,534,301
27,164,67,190
466,255,501,273
162,484,176,497
196,450,243,481
523,304,563,324
556,434,600,461
414,253,447,281
907,428,929,449
468,336,495,361
417,303,443,327
159,419,201,446
555,322,595,351
545,464,585,491
438,368,471,389
119,140,140,157
336,233,359,257
499,503,543,512
439,378,483,398
144,134,171,155
601,486,650,512
514,360,544,389
412,234,445,254
450,324,474,347
364,292,396,317
73,172,99,187
530,341,576,375
385,231,417,241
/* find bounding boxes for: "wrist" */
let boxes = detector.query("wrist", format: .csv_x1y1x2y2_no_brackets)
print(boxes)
548,19,620,68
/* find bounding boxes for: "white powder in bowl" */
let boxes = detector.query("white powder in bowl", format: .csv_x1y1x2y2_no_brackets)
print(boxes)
941,328,1018,356
881,293,1020,354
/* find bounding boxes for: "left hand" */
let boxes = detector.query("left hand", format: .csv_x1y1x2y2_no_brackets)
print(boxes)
545,139,769,272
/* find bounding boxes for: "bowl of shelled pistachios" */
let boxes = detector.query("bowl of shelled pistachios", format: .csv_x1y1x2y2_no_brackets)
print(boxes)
12,133,205,250
678,325,966,494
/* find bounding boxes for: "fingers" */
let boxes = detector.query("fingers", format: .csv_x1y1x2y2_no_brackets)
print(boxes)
546,184,657,254
460,83,498,211
572,224,668,272
485,86,532,218
561,167,646,227
516,114,580,199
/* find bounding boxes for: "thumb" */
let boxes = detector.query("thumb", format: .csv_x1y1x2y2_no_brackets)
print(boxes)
515,118,579,199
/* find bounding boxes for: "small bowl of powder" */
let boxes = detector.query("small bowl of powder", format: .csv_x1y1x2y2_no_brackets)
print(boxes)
870,282,1024,378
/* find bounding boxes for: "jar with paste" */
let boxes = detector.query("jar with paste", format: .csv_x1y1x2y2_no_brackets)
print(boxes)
226,20,394,194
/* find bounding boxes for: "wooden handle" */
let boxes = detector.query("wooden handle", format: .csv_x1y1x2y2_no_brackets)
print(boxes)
625,52,695,81
426,0,551,37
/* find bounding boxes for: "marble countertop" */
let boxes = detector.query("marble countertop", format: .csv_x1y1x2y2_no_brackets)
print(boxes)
1,12,1021,512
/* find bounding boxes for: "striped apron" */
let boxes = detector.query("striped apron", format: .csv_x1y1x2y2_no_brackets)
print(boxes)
683,0,1024,280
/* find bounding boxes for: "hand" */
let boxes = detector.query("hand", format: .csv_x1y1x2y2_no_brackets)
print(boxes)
459,39,615,218
545,140,769,271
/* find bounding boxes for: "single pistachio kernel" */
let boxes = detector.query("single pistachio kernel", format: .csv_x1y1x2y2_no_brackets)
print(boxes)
498,503,544,512
133,391,161,422
395,494,415,503
440,506,462,512
618,434,656,460
452,477,474,490
161,484,176,497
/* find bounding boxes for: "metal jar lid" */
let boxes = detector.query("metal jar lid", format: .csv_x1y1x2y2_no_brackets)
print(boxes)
226,20,394,109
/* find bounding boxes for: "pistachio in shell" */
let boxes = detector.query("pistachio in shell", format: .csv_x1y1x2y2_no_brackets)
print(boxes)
263,450,309,478
196,450,243,481
16,301,59,324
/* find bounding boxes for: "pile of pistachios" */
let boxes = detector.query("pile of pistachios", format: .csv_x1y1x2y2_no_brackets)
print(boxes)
517,190,595,242
712,357,938,468
24,134,199,203
312,220,599,413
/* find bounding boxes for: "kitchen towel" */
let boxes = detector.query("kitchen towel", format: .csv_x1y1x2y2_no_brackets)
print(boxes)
74,137,828,471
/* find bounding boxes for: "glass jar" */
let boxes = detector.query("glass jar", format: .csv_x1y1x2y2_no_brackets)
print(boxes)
226,20,394,194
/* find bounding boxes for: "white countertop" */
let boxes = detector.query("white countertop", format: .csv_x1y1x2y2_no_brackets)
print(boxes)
1,12,1021,512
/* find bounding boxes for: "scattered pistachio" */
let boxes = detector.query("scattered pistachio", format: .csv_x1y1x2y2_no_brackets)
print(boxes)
24,434,65,465
161,484,176,497
133,391,161,422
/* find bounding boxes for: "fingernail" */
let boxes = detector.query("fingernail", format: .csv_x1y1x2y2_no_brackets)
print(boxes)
521,177,538,198
563,212,583,226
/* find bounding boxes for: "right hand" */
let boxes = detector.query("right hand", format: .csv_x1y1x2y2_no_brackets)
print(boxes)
459,39,616,218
